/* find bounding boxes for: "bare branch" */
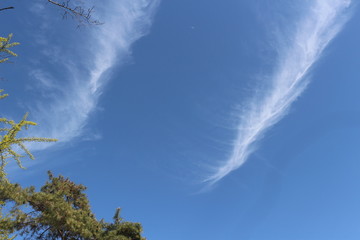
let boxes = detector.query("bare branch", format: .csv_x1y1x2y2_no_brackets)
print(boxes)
46,0,102,26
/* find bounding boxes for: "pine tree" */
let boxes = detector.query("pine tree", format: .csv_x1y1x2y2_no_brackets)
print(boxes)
0,34,146,240
0,0,147,232
0,172,146,240
0,34,57,239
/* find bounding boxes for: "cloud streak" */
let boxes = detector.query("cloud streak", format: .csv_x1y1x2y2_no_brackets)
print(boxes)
205,0,352,185
26,0,160,150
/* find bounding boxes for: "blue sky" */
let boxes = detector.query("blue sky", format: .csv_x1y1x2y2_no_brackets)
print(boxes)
1,0,360,239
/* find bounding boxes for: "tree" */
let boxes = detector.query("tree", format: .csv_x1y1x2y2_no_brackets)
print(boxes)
1,6,146,240
0,34,57,239
0,55,146,239
0,172,146,240
0,63,146,240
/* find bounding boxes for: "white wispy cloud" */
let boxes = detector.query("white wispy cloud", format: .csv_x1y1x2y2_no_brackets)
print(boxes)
25,0,160,150
205,0,352,185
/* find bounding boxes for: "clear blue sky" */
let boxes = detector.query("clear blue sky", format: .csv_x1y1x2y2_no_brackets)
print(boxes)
1,0,360,239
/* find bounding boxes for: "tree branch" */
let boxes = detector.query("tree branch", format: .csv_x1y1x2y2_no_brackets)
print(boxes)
0,7,14,12
38,226,51,239
46,0,102,26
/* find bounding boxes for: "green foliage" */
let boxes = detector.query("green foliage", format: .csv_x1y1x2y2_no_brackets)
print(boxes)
0,111,57,179
0,33,57,239
0,34,19,63
0,33,22,240
0,90,8,100
0,172,146,239
0,201,16,240
0,35,57,180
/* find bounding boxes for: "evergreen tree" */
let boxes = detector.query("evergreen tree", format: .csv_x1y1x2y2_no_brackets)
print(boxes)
0,34,146,240
0,172,146,240
0,96,147,239
0,34,57,239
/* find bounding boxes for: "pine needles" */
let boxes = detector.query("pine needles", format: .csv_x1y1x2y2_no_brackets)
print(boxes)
0,34,19,64
0,111,57,174
0,35,57,180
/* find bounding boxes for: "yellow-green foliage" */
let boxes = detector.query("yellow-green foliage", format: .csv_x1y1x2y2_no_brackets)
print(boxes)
0,90,8,100
0,35,57,181
0,34,19,63
0,110,57,171
0,200,16,240
0,93,57,180
0,173,146,239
